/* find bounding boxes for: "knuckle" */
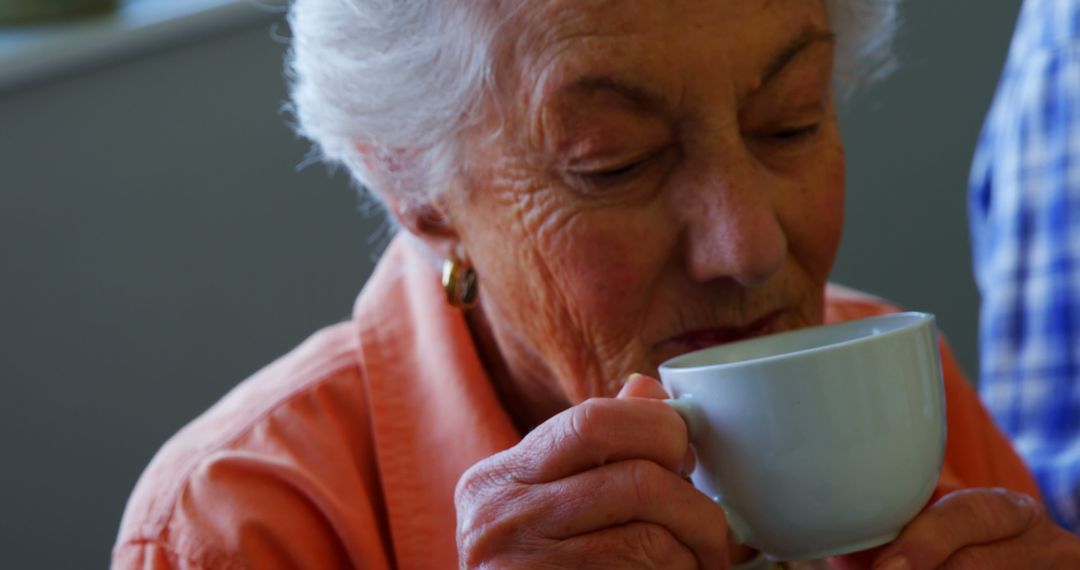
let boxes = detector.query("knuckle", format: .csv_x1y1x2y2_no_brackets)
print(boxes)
935,488,1045,547
626,523,683,566
455,460,495,505
455,454,523,513
455,478,534,567
455,518,516,569
968,487,1040,529
952,490,993,524
1009,490,1047,528
454,472,492,542
455,503,488,564
626,459,666,506
951,488,1005,520
567,398,613,450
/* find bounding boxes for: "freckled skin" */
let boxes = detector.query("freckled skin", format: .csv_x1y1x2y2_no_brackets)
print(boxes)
429,0,843,431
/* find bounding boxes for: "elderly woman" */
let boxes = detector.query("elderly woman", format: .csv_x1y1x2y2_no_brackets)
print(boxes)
113,0,1080,568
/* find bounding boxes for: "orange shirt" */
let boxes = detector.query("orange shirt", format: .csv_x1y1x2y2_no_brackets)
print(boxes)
112,236,1039,569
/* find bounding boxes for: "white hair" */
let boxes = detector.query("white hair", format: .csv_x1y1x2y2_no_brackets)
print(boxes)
286,0,901,208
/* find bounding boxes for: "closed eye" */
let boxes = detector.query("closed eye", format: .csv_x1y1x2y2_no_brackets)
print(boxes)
579,158,649,181
569,151,660,187
766,123,820,142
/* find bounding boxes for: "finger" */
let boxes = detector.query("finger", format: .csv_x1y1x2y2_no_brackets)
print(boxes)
532,458,728,569
618,374,696,476
505,397,689,483
618,373,670,399
553,522,699,570
871,488,1041,570
829,544,887,569
939,528,1060,570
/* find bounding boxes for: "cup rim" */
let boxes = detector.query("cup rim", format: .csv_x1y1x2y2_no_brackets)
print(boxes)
658,311,935,373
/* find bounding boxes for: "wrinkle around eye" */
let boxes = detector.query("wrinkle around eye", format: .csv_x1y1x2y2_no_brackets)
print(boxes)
562,146,675,200
765,123,821,143
571,155,651,182
745,122,823,157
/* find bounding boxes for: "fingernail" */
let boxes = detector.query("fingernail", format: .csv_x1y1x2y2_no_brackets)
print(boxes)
625,373,644,384
874,554,911,570
677,449,696,477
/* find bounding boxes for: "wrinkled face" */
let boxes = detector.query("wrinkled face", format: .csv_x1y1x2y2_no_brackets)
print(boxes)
440,0,844,403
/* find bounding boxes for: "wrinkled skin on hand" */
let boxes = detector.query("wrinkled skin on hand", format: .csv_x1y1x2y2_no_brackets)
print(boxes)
457,375,1080,569
832,487,1080,570
455,375,736,569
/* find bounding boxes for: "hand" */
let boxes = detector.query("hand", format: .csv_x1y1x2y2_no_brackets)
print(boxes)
833,488,1080,569
454,374,730,569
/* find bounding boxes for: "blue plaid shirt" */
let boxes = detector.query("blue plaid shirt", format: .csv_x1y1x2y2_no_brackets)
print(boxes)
970,0,1080,533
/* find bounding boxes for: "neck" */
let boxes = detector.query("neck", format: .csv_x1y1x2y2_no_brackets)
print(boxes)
464,302,569,435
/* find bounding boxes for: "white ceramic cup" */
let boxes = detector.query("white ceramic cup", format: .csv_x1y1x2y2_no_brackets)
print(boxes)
659,312,946,561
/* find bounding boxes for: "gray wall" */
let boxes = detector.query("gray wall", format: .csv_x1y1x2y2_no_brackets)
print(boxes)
0,2,1024,568
832,1,1026,380
0,20,383,570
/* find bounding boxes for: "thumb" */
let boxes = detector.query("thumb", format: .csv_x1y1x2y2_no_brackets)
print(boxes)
617,373,670,400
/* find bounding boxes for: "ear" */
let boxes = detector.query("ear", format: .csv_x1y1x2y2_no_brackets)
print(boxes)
356,142,463,257
386,193,459,245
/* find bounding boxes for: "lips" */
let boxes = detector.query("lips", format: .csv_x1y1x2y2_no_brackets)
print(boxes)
666,311,782,352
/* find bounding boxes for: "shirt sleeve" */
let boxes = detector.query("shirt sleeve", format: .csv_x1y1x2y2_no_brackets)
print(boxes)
112,362,396,570
969,11,1080,533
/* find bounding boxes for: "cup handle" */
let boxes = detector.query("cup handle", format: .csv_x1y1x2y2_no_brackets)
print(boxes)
716,501,752,547
662,397,753,546
662,397,705,440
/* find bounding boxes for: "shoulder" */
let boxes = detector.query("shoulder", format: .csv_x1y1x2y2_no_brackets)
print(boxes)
113,321,390,569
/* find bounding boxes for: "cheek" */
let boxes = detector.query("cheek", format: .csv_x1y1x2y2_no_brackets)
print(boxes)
789,139,845,277
459,162,668,340
540,207,666,320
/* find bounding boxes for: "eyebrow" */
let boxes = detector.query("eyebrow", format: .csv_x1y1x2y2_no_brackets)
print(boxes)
762,28,836,85
555,28,836,110
561,75,667,112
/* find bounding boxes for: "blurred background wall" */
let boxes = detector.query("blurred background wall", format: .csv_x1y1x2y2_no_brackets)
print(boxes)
0,1,1025,567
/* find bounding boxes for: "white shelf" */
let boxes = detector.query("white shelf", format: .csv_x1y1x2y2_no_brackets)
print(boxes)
0,0,286,92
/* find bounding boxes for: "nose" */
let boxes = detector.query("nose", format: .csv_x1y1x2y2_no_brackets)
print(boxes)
675,150,787,287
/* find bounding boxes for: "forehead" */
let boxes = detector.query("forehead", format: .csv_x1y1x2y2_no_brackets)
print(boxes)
494,0,829,113
502,0,827,51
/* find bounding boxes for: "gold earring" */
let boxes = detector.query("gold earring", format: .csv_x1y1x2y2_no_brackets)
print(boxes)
442,256,479,309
